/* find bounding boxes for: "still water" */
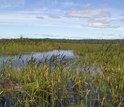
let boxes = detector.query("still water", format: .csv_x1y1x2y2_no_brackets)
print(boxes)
0,50,79,69
0,50,78,61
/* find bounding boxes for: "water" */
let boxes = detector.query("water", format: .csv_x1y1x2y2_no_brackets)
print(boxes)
0,50,79,69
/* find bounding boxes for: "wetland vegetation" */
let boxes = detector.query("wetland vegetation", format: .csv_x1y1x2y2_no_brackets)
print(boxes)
0,39,124,107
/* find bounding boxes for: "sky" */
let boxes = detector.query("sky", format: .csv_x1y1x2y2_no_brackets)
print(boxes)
0,0,124,39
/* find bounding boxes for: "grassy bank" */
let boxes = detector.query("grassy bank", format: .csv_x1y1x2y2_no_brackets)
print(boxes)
0,38,124,55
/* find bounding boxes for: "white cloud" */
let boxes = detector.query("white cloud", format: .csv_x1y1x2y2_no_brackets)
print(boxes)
117,26,124,30
88,18,111,24
82,3,108,9
120,19,124,22
101,33,124,39
48,15,61,19
0,0,25,9
81,17,120,29
62,2,78,7
36,15,61,20
36,16,44,19
120,14,124,16
82,4,92,8
82,23,120,29
66,9,111,18
0,6,122,30
0,11,81,28
14,8,63,15
0,12,40,25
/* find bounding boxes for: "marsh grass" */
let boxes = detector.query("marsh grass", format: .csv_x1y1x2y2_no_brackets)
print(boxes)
0,39,124,106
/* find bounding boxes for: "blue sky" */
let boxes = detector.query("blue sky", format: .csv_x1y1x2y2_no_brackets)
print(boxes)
0,0,124,39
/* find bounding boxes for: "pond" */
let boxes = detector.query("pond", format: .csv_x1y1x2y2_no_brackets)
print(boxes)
0,50,79,69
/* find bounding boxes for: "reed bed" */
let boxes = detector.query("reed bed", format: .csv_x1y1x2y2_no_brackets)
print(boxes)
0,39,124,106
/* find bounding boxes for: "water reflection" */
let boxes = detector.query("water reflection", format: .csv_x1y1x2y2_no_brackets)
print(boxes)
0,50,79,69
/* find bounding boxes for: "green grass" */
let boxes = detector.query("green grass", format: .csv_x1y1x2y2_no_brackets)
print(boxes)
0,39,124,106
